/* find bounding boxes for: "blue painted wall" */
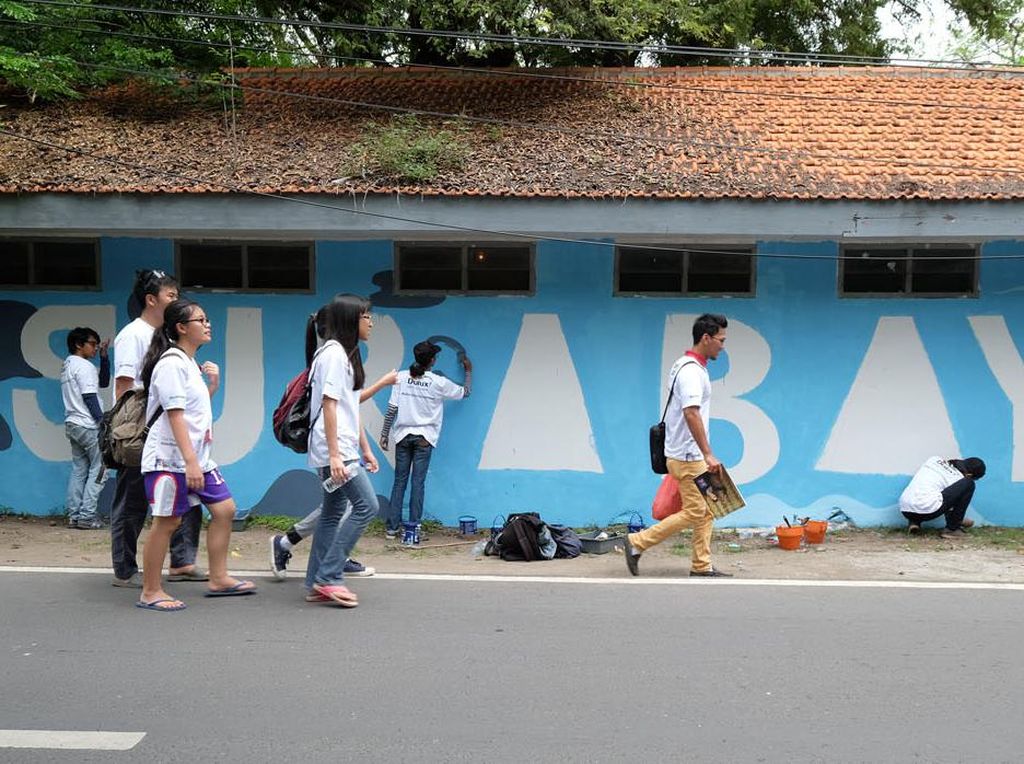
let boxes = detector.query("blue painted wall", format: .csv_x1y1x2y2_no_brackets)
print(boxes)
2,235,1022,528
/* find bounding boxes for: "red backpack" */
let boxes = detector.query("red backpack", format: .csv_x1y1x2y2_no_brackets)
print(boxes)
272,367,314,453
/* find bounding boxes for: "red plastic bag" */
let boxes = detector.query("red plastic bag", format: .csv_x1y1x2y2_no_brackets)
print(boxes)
652,474,682,521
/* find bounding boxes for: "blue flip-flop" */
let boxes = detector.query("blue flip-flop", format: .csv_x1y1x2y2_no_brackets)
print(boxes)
136,598,187,612
204,581,257,597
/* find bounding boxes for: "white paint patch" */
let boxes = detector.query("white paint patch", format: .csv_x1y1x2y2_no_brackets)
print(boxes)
969,316,1024,481
0,730,145,750
361,314,404,469
1,567,1022,591
212,307,264,466
817,316,959,475
661,315,779,483
13,305,117,462
479,313,603,472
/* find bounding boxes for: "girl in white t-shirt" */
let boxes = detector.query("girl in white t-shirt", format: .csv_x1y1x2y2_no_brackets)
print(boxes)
304,294,380,607
380,340,471,538
136,299,256,612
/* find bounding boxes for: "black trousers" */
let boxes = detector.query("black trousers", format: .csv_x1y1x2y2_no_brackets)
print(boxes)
109,466,202,580
902,477,975,531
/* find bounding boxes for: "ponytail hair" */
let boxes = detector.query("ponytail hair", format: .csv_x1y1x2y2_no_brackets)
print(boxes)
304,306,325,368
320,293,369,390
140,298,200,389
410,340,441,379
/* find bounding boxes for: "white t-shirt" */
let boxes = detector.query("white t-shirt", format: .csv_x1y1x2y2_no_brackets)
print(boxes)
141,348,216,474
307,340,362,468
113,317,155,390
388,370,465,448
664,355,711,462
899,457,966,515
61,355,101,429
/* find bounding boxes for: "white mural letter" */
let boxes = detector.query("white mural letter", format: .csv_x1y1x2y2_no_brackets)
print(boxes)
662,314,779,484
212,307,265,465
817,316,959,475
14,305,116,461
969,315,1024,480
479,313,603,472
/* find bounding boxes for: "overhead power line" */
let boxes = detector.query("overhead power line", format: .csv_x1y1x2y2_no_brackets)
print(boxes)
0,127,1018,262
3,16,1023,116
14,0,1021,72
30,53,1024,182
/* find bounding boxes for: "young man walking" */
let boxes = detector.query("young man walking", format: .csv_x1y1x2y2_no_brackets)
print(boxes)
625,313,733,578
61,327,110,529
110,269,204,588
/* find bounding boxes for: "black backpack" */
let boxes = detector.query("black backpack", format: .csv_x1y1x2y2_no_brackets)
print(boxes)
548,525,582,559
486,512,547,561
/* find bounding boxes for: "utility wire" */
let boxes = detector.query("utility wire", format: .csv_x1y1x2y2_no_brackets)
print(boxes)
3,16,1024,116
14,0,1020,72
30,54,1024,181
0,127,1017,262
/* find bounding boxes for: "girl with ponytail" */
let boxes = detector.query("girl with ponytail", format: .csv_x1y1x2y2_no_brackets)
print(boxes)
136,299,256,611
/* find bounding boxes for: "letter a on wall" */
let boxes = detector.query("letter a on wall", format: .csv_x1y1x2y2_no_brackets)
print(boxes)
479,314,603,472
817,316,959,475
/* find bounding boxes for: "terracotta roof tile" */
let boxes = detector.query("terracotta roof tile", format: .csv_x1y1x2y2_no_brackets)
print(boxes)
3,66,1024,200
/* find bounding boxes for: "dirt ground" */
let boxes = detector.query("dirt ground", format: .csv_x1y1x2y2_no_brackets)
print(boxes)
3,515,1024,583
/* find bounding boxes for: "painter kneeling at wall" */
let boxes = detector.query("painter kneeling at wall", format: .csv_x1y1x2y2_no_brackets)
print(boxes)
899,456,986,539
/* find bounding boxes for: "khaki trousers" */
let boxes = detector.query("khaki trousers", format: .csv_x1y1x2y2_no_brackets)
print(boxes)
628,458,714,572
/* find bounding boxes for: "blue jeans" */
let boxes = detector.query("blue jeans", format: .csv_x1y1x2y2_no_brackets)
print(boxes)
65,422,105,523
387,435,434,533
305,462,378,589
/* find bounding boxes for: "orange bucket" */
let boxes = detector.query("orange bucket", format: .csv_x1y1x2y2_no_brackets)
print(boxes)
803,520,827,544
776,525,804,551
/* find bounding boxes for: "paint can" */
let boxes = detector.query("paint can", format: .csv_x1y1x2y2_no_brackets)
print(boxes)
401,521,420,546
627,512,646,534
458,515,478,535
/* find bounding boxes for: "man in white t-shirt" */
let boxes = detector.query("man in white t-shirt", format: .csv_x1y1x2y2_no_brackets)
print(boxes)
379,341,471,540
900,456,985,539
61,326,110,529
110,269,204,588
625,313,733,578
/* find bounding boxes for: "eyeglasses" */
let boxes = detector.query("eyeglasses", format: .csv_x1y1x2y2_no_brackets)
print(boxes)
84,339,99,346
361,313,375,322
710,334,726,344
181,317,211,326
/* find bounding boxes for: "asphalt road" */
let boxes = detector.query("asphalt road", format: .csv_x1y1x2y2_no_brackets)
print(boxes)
1,571,1023,763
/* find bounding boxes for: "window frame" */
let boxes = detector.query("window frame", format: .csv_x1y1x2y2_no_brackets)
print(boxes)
614,243,756,297
175,239,315,294
0,237,101,290
394,241,535,296
838,243,979,298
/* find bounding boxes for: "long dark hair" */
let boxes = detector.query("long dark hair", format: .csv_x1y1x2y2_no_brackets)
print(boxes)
319,293,368,390
140,298,200,389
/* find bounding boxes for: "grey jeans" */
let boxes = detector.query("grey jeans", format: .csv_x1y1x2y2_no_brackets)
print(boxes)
65,422,105,522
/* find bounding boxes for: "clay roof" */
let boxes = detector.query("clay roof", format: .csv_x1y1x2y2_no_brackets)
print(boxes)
2,66,1024,200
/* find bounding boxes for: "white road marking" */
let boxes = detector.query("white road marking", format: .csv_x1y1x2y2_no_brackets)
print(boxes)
0,565,1022,591
0,730,145,750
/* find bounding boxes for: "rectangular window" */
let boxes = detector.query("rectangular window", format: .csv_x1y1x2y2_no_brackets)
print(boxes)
177,241,313,292
616,244,754,295
396,243,533,294
0,239,99,289
840,245,977,296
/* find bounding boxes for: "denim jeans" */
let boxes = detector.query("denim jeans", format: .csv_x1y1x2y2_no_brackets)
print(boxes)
110,465,202,579
387,435,434,533
65,422,106,523
305,462,378,589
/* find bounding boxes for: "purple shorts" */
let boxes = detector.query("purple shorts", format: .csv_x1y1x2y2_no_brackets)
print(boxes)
144,468,232,517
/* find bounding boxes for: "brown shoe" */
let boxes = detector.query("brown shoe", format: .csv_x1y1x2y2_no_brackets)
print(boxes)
960,518,975,529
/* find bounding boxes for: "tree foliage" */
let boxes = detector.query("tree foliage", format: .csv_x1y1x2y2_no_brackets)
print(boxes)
0,0,1019,102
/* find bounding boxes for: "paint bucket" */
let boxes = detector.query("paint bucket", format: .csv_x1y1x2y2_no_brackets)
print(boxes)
776,525,804,551
490,515,506,537
401,521,420,546
803,519,827,544
458,515,478,535
627,512,646,534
